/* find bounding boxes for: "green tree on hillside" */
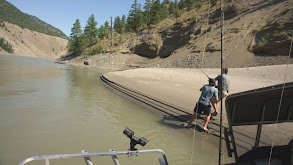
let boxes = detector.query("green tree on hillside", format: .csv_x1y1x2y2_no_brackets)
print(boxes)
160,2,169,20
84,14,98,45
98,25,106,39
163,0,170,4
186,0,194,11
126,0,144,32
144,0,153,25
185,0,202,10
121,15,127,34
174,0,181,19
104,21,110,39
136,5,145,29
114,16,121,33
127,0,138,32
169,1,179,15
69,19,84,54
179,0,186,11
0,37,14,53
169,0,181,18
195,0,202,9
211,0,218,7
150,0,161,25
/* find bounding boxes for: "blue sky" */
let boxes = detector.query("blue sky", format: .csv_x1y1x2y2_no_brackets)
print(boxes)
7,0,146,37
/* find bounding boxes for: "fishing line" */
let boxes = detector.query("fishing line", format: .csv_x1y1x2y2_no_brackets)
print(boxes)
191,1,212,165
268,31,293,165
199,67,211,79
201,0,211,68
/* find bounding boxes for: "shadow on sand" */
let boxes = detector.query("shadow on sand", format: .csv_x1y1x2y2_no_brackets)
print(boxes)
158,114,221,138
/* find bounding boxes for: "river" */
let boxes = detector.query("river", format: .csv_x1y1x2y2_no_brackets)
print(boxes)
0,54,225,165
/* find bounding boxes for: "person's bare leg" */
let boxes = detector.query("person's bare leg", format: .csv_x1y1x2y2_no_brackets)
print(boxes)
213,102,218,113
211,97,218,113
203,114,211,130
186,113,197,128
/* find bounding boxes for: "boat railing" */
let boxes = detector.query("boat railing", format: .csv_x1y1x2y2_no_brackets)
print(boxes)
18,149,169,165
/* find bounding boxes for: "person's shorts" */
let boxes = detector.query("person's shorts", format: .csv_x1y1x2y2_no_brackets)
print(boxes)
193,102,211,115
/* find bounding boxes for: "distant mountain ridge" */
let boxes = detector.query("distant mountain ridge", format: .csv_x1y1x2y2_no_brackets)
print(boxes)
0,0,67,39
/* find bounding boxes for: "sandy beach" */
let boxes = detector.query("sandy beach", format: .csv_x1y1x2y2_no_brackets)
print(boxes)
103,64,293,159
104,65,293,113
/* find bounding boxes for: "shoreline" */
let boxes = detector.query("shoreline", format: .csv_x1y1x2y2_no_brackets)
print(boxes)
102,65,293,157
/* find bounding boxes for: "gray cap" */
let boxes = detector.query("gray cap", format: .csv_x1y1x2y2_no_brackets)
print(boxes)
209,78,216,85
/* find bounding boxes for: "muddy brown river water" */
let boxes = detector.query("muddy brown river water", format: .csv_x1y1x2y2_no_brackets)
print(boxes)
0,54,234,165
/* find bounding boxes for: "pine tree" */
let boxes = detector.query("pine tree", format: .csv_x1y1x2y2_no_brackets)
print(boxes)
150,0,161,25
84,14,98,45
136,4,144,29
179,0,186,11
163,0,170,4
160,2,169,20
144,0,152,25
186,0,194,11
69,19,84,55
126,0,143,32
126,0,138,32
114,16,121,33
98,25,105,39
169,1,176,15
121,15,127,34
195,0,202,9
104,21,110,39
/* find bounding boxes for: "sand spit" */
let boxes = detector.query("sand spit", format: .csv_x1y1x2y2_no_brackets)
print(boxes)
104,65,293,112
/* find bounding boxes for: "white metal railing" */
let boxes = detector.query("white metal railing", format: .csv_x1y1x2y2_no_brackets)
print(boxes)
18,149,168,165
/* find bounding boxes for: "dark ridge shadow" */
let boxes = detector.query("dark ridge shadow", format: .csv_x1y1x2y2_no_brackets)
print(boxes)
58,53,79,61
159,21,195,58
209,0,285,24
239,0,285,18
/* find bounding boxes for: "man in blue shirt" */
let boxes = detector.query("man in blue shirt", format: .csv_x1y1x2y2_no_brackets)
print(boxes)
186,78,219,132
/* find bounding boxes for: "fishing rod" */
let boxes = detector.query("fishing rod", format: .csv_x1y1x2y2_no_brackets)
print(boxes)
196,63,211,79
219,0,224,164
199,67,211,79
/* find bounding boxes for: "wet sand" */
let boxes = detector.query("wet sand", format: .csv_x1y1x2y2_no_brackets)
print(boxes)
103,64,293,160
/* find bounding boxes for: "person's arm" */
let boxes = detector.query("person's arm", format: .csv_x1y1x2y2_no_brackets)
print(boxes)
200,85,205,91
215,75,220,81
214,90,219,102
215,96,219,103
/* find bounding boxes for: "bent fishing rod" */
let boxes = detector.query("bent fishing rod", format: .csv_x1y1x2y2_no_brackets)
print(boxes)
199,68,210,79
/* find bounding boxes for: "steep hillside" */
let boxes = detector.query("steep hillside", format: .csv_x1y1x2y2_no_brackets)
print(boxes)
0,0,67,39
128,0,293,68
0,0,68,59
0,21,68,59
61,0,293,69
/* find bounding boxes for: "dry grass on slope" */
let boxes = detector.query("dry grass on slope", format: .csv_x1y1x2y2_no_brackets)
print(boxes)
0,21,68,59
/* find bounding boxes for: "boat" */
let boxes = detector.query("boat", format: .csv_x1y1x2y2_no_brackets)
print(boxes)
18,127,169,165
18,0,293,164
224,82,293,164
